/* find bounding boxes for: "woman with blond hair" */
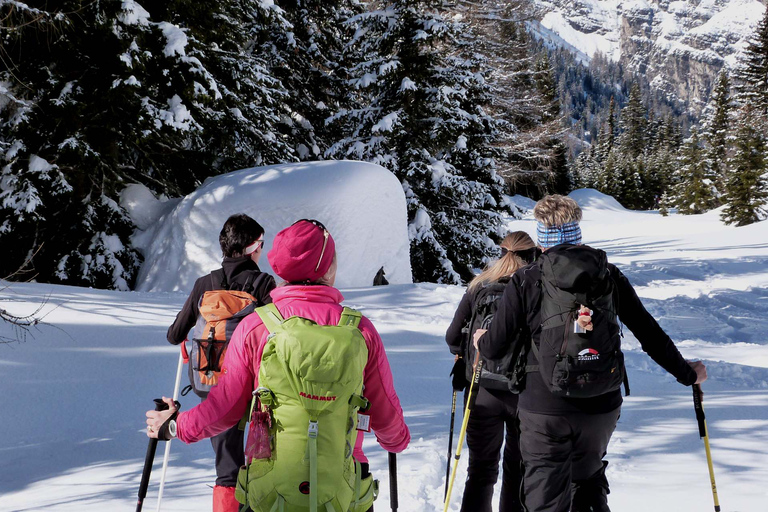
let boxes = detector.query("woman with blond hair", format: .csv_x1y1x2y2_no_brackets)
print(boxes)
445,231,539,512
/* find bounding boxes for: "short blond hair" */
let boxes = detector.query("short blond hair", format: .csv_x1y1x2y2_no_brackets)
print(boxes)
533,195,582,227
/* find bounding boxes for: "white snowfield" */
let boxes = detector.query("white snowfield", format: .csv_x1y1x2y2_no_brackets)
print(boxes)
124,160,413,292
2,189,768,511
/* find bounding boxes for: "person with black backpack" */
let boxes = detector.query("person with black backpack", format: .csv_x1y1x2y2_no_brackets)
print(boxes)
167,213,276,512
474,195,708,512
445,231,539,512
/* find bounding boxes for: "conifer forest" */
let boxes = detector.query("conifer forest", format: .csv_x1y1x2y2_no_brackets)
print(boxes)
1,1,767,290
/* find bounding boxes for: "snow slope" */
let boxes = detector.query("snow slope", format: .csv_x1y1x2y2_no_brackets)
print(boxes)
2,189,768,511
127,160,412,292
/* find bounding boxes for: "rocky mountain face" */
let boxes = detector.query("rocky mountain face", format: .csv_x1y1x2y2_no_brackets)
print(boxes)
534,0,766,114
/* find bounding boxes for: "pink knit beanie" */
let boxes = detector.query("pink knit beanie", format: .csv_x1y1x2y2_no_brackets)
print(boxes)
268,220,336,283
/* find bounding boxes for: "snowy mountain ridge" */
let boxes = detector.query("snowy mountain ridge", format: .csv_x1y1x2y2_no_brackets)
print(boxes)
534,0,766,112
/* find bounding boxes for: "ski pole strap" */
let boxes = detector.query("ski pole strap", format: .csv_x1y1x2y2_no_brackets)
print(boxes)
693,384,707,438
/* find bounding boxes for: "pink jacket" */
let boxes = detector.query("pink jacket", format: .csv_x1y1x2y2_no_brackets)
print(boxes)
176,285,410,462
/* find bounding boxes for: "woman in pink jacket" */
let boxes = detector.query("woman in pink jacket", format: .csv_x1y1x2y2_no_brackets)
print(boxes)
147,219,410,511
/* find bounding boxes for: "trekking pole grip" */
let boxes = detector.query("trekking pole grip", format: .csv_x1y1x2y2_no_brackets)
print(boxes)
692,384,706,438
389,452,398,512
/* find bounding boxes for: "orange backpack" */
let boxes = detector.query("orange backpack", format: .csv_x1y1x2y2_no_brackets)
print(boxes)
186,271,259,397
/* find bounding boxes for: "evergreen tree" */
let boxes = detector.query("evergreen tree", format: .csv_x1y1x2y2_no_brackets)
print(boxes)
0,1,294,288
327,1,505,283
262,1,365,159
721,106,768,226
702,70,732,197
735,8,768,119
676,129,717,215
618,84,647,160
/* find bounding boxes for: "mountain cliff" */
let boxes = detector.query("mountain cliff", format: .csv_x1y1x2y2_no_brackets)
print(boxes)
535,0,766,113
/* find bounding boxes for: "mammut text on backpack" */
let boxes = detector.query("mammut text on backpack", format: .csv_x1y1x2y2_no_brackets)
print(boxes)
531,245,627,398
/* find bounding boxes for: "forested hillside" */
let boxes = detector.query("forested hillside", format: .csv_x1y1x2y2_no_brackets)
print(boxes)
0,0,561,289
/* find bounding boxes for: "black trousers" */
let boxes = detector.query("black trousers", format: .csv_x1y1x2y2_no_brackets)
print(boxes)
461,387,524,512
211,422,245,487
518,407,620,512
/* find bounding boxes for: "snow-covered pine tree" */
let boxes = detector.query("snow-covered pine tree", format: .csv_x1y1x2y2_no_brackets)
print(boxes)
326,0,506,283
676,129,718,215
613,84,649,208
734,7,768,121
722,7,768,226
0,1,294,288
720,105,768,226
261,0,364,159
702,70,733,198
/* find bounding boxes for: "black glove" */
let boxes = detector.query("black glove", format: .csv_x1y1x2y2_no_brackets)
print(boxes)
450,357,469,391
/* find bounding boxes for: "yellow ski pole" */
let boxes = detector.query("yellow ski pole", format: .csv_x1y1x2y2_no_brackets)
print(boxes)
693,384,720,512
443,352,482,512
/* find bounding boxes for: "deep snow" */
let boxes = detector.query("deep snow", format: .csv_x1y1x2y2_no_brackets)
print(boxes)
125,160,412,292
2,189,768,511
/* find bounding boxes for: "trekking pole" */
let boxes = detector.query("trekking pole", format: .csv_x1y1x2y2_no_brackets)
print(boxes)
693,384,721,512
444,389,457,499
443,352,483,512
155,348,186,512
389,452,399,512
137,398,172,512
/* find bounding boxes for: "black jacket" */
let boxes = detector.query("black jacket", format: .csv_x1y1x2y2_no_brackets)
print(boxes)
446,291,472,356
166,256,276,344
478,244,697,415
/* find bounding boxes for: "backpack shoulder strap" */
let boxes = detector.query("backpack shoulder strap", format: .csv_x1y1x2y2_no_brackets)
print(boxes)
338,307,362,328
211,268,227,290
255,303,284,333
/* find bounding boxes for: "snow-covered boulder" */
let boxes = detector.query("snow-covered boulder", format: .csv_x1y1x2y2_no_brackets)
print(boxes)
568,188,628,212
128,161,412,292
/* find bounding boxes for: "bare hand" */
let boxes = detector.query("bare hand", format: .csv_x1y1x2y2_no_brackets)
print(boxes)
145,396,177,439
577,306,593,331
688,360,707,385
473,329,487,351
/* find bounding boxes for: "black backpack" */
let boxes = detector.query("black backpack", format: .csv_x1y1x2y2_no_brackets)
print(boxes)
464,278,528,393
528,245,629,398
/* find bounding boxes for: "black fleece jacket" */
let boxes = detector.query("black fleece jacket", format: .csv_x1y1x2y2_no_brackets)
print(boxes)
478,245,697,415
166,256,276,344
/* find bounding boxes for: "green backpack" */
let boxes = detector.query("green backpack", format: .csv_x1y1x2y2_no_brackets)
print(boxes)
236,303,379,512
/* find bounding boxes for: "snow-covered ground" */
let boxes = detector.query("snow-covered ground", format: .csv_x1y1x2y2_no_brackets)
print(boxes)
2,190,768,511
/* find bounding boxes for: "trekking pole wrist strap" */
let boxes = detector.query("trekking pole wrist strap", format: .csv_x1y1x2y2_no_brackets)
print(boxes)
157,406,180,441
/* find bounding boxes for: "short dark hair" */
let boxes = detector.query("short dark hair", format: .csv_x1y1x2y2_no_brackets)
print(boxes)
219,214,264,258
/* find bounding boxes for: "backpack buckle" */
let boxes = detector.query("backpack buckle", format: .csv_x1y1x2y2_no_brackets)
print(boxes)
308,420,319,438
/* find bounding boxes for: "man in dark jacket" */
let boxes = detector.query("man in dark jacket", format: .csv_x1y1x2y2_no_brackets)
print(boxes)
474,195,707,512
167,213,276,512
